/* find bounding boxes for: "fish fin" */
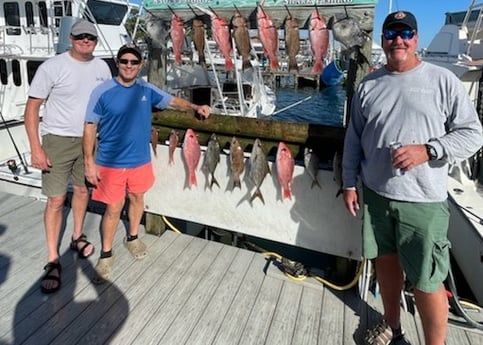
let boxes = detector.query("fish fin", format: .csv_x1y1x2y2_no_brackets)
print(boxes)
250,189,265,205
270,58,280,71
225,58,235,71
210,175,220,189
312,61,323,74
242,59,252,70
311,179,321,189
283,188,292,200
233,179,241,189
288,59,298,72
189,172,197,187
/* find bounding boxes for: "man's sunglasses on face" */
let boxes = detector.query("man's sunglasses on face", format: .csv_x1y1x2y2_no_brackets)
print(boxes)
118,58,141,65
383,29,416,41
72,33,98,41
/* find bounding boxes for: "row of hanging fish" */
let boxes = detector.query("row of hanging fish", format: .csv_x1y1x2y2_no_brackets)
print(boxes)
155,128,344,204
164,4,366,75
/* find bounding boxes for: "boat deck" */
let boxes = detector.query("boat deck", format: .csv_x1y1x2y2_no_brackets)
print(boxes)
0,191,482,344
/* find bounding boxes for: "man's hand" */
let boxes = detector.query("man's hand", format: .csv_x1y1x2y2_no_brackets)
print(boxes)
31,147,52,171
343,189,360,217
392,144,429,173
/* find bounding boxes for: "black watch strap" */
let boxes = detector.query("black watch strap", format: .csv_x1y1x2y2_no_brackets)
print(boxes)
425,144,437,161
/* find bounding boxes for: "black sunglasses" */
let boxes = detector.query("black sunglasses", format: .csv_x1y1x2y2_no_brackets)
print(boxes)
118,58,141,65
383,29,416,40
72,33,97,41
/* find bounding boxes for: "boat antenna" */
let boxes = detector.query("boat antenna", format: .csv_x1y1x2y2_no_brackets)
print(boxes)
0,111,29,174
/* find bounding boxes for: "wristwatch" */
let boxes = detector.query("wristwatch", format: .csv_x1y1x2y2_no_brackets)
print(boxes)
425,144,437,161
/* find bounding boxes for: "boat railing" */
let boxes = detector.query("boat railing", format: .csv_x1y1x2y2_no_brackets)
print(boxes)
0,24,56,57
463,0,483,56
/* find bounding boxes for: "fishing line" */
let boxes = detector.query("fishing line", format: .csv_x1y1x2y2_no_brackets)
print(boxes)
0,111,29,174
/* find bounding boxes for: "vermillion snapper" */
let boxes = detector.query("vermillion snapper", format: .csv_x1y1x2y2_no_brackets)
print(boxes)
170,13,185,64
195,6,234,71
203,133,221,189
257,5,280,71
309,9,329,74
249,138,270,204
276,142,295,200
230,136,245,189
182,128,201,187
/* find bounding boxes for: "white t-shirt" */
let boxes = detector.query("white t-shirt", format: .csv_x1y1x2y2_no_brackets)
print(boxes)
28,51,111,137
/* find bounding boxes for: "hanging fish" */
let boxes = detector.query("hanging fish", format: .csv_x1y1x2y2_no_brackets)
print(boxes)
182,128,201,188
232,9,252,70
150,127,159,157
195,5,234,71
327,14,366,49
284,11,300,72
168,129,179,165
309,8,329,74
249,138,270,204
170,13,185,64
276,142,295,200
230,136,245,189
203,133,221,189
257,5,280,71
304,147,321,189
192,17,206,67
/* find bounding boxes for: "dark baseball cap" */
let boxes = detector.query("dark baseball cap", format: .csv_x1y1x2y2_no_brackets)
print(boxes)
116,45,142,60
382,11,417,32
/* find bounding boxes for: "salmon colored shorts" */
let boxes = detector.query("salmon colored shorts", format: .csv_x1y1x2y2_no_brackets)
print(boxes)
92,162,154,204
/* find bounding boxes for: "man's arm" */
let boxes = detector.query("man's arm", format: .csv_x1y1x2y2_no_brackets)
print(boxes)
83,122,99,186
169,96,211,118
24,97,51,171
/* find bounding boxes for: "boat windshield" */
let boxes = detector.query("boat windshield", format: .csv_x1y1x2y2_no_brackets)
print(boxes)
86,0,128,26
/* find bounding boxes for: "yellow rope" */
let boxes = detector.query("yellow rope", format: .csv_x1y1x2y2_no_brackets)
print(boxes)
162,215,182,234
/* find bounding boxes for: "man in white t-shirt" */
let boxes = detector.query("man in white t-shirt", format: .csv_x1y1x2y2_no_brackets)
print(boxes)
24,19,112,294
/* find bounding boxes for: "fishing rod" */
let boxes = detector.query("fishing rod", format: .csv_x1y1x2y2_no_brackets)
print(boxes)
0,111,30,174
272,96,312,116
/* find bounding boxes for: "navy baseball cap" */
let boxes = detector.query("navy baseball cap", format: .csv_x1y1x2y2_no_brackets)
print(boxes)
382,11,417,32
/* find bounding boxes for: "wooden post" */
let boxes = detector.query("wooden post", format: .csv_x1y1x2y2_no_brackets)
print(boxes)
144,212,167,236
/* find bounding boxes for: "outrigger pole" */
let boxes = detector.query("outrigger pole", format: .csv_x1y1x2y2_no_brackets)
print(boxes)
0,111,30,174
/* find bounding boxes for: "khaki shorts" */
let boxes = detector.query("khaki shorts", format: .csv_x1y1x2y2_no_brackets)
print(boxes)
41,134,85,197
362,186,450,293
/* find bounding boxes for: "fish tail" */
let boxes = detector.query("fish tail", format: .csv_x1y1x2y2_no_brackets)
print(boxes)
189,172,197,187
250,188,265,205
168,156,174,165
175,53,182,64
233,178,241,189
242,58,252,70
269,57,280,71
312,61,323,74
225,58,235,71
283,188,292,200
211,175,220,189
311,179,321,189
288,57,298,71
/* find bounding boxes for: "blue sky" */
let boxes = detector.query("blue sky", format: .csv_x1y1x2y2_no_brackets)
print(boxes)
374,1,467,48
132,0,467,49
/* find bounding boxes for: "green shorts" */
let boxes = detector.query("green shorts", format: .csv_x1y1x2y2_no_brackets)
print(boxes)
362,186,450,293
41,134,86,197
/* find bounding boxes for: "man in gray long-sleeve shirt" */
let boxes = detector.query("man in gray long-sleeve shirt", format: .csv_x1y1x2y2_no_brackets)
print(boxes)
342,11,482,345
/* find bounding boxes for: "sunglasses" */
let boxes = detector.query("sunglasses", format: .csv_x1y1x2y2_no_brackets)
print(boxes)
72,33,97,41
118,58,141,65
383,29,416,40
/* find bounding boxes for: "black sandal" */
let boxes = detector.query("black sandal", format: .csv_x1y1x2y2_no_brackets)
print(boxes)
41,261,61,294
70,234,94,259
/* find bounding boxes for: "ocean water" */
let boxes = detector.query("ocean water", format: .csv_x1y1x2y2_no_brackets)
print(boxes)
272,84,346,127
